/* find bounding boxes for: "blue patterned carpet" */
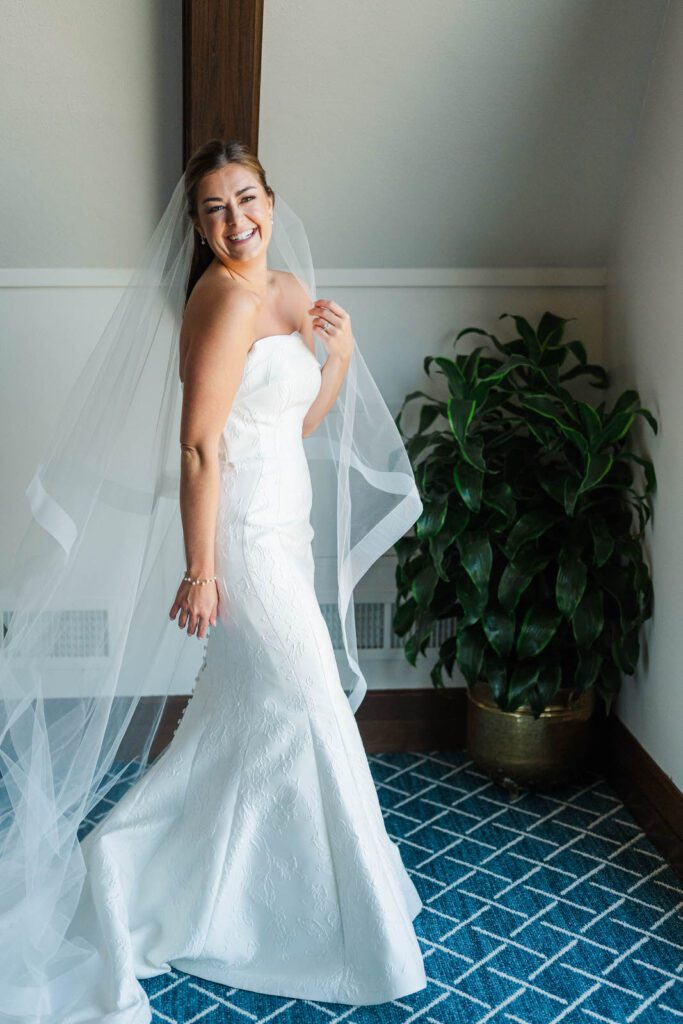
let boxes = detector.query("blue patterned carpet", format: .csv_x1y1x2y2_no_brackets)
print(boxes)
83,751,683,1024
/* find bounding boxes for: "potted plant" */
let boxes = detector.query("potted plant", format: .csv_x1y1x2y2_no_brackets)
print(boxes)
393,311,657,789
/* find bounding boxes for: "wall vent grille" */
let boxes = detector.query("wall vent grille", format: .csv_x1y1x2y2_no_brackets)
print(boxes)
1,603,457,657
2,609,109,657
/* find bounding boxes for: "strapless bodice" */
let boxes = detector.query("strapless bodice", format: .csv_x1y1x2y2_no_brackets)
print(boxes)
219,331,321,466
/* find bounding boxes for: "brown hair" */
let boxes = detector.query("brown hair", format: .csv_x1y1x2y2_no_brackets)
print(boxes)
183,138,274,305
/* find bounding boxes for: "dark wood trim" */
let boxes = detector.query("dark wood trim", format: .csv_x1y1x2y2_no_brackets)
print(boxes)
355,686,465,753
182,0,264,166
597,713,683,880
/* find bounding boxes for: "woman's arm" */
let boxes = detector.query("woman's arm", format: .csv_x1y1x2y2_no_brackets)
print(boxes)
178,287,257,579
302,351,351,437
301,297,354,437
170,285,258,638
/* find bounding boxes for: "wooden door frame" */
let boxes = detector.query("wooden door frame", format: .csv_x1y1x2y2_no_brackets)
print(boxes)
182,0,264,166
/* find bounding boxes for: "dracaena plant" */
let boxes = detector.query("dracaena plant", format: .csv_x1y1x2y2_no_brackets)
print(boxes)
392,311,657,718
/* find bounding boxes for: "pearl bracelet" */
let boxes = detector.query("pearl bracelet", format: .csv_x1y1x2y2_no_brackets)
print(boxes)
183,573,217,586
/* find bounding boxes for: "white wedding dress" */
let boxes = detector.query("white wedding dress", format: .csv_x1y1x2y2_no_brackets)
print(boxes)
69,331,426,1023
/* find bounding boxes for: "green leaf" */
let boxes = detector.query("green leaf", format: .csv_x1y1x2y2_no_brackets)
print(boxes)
482,608,515,658
588,515,614,567
537,312,575,348
395,390,447,433
406,432,436,462
412,563,439,608
482,482,516,521
572,589,604,648
597,662,622,715
611,389,640,416
574,649,603,691
564,475,581,516
560,363,609,388
566,339,587,365
403,633,421,666
440,634,458,676
498,313,541,362
634,406,658,434
518,396,588,455
427,356,467,398
447,398,477,446
611,628,640,676
430,661,446,689
463,345,489,385
578,402,602,446
456,530,493,593
415,500,448,540
599,411,635,448
538,467,570,506
507,510,558,557
445,502,471,540
455,625,485,686
527,418,560,450
516,607,563,658
578,453,613,495
393,597,416,636
498,547,550,612
478,354,535,384
457,572,487,625
506,663,540,711
556,549,587,617
617,452,657,495
497,565,530,613
482,648,508,703
394,535,420,568
448,408,486,474
429,531,453,582
453,462,484,512
419,403,442,433
535,664,563,707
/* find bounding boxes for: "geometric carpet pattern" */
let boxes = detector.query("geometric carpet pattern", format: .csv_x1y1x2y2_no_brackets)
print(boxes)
85,750,683,1024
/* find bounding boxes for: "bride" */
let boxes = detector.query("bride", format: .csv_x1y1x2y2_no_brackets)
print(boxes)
0,139,426,1022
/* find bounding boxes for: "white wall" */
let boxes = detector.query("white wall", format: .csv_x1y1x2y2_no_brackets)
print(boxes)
603,1,682,790
258,0,665,268
0,0,182,267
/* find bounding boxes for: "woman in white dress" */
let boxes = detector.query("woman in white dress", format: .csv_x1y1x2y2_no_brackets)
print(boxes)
65,140,427,1021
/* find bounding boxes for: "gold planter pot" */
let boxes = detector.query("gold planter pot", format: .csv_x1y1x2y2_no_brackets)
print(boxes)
466,679,597,791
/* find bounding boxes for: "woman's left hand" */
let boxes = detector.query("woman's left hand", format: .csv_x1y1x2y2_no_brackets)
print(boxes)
308,299,354,363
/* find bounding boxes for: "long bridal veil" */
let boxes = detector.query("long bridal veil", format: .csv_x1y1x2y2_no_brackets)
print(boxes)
0,159,422,1020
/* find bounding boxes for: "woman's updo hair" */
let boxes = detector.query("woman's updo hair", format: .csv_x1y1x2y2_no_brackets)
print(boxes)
184,138,274,304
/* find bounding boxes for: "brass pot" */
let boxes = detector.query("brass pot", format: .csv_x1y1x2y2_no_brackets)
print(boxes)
466,678,597,790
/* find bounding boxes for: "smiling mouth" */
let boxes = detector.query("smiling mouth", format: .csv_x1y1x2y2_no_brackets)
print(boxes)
227,227,257,244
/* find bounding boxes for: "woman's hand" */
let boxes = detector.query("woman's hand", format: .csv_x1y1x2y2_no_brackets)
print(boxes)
309,299,354,363
169,578,219,639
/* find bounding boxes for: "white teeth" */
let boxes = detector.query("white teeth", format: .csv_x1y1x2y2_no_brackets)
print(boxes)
229,228,256,241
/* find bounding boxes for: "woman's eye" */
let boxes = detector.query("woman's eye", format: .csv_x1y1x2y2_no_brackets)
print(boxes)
208,196,255,214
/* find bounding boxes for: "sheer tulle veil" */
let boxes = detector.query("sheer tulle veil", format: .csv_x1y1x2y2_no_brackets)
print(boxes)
0,153,422,1019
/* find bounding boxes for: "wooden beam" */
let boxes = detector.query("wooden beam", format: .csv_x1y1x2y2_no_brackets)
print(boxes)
182,0,264,166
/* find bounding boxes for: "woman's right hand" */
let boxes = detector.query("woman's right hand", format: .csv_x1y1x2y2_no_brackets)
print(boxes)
169,577,219,639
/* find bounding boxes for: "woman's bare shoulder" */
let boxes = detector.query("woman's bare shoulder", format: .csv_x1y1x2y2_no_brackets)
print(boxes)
273,268,308,301
179,268,259,382
276,270,316,352
185,266,260,328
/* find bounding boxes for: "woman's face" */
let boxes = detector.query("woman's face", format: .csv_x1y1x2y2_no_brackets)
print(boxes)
193,164,273,263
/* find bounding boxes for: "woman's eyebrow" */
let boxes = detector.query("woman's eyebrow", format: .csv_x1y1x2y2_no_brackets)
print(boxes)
201,186,256,205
